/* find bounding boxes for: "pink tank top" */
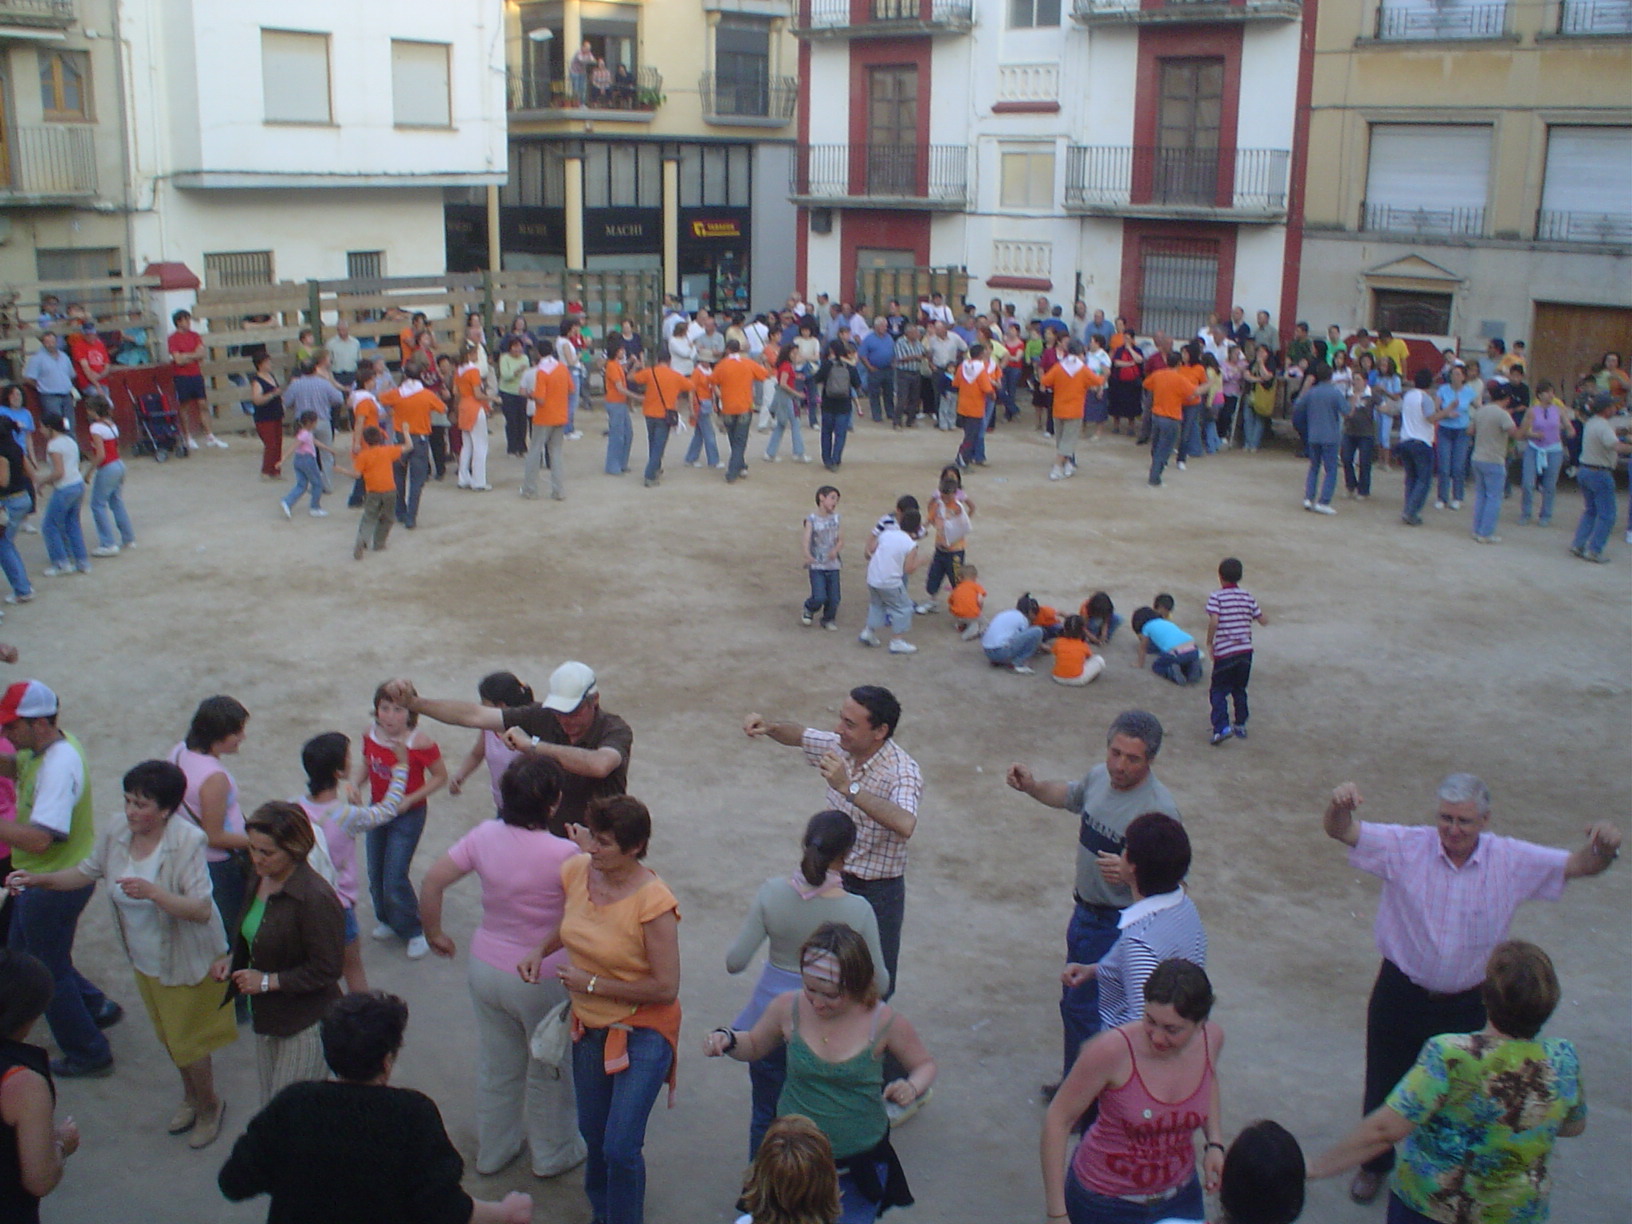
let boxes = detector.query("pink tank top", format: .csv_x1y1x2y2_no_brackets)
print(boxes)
168,743,244,865
1072,1026,1213,1198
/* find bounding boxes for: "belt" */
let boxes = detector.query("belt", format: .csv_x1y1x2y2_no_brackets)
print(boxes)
1073,894,1120,916
1117,1184,1181,1206
1580,464,1611,470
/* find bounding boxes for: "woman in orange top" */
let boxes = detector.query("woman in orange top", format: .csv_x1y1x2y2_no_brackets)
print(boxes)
1052,614,1106,687
454,342,491,491
628,353,690,487
520,797,679,1224
603,340,633,476
953,345,996,470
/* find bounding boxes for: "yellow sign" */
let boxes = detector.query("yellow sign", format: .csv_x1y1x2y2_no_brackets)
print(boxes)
690,219,741,239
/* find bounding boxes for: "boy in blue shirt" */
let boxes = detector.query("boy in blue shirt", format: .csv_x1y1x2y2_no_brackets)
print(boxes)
1131,605,1204,685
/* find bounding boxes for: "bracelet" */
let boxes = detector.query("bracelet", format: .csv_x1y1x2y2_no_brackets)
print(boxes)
261,973,271,994
713,1027,738,1053
587,974,598,995
1206,1141,1226,1153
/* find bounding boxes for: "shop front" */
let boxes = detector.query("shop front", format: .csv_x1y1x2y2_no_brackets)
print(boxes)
679,207,753,316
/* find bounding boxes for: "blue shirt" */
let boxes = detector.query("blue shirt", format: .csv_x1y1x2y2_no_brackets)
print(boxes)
24,348,75,396
0,406,34,439
1141,617,1194,654
1085,319,1115,346
1039,318,1070,339
1297,382,1350,446
857,333,895,371
1437,383,1476,430
951,324,977,347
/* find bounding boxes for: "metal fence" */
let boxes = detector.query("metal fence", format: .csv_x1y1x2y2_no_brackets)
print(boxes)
1536,210,1632,245
1065,146,1288,210
1374,2,1508,38
1556,0,1632,32
698,73,798,121
792,144,969,203
1361,201,1487,237
0,125,97,198
0,0,76,25
507,66,663,112
803,0,974,27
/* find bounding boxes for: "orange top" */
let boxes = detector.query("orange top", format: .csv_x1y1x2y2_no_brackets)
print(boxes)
1052,638,1094,680
1032,604,1060,628
710,354,771,415
604,358,628,405
954,361,995,418
690,366,713,404
379,385,439,436
530,361,574,427
354,443,403,493
350,393,381,449
454,364,486,432
948,579,986,620
631,365,691,421
398,327,417,357
1042,361,1106,421
558,855,681,1030
1143,367,1200,421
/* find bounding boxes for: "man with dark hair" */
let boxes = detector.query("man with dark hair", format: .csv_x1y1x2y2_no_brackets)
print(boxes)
1293,361,1348,514
1006,710,1181,1085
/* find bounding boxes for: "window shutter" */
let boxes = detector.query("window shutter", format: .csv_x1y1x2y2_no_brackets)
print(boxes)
1365,125,1491,209
1542,127,1632,216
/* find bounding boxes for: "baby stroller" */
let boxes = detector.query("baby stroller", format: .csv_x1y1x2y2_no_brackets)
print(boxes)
127,388,189,461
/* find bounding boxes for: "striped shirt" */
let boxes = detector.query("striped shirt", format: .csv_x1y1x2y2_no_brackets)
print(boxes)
1204,584,1261,660
801,729,922,881
1349,823,1568,994
1096,889,1207,1029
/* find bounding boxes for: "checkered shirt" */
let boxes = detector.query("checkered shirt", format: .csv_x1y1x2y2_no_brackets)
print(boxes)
801,729,922,881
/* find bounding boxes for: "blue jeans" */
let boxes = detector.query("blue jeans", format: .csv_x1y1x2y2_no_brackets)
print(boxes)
42,483,88,568
748,1043,787,1159
1064,1170,1203,1224
1400,438,1434,519
956,414,984,466
1572,466,1617,555
723,412,752,479
1203,417,1221,454
806,568,840,625
572,1025,672,1224
568,366,581,432
838,1155,892,1224
1148,417,1178,483
1304,441,1338,504
282,452,323,511
89,460,135,548
1179,404,1203,459
1001,364,1021,418
8,883,111,1066
0,490,32,597
365,804,425,939
767,391,805,460
1520,445,1563,523
1471,459,1505,538
1210,651,1252,735
605,403,632,473
866,367,894,422
1152,648,1204,685
865,583,913,636
684,407,720,466
394,436,430,526
1436,427,1470,503
37,393,72,427
643,417,671,483
821,409,851,466
1062,901,1120,1077
1341,435,1374,496
985,625,1044,667
1242,406,1266,450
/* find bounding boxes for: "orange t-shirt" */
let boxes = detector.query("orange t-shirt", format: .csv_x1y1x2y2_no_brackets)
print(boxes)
948,580,986,620
354,443,403,493
455,364,486,432
1042,361,1106,421
530,361,574,427
1052,638,1094,680
351,393,381,447
379,385,439,436
1143,367,1200,421
398,327,417,358
557,854,681,1029
954,361,995,418
631,365,691,421
710,355,771,415
690,366,713,407
604,359,628,405
1032,604,1060,628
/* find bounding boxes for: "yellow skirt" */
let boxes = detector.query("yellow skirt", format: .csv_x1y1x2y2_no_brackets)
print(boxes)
132,970,238,1068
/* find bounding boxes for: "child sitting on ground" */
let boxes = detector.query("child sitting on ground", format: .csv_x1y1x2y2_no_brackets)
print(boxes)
1081,592,1121,646
1026,594,1063,642
948,564,987,640
1051,615,1106,687
1132,605,1204,685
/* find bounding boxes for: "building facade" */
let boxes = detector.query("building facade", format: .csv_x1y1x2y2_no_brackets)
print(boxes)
790,0,1309,338
1296,0,1631,385
447,0,800,315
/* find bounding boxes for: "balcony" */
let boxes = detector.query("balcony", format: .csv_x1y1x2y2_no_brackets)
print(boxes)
0,126,97,204
0,0,75,29
1370,2,1510,41
1552,0,1632,33
698,73,797,126
790,144,969,210
1071,0,1302,26
1537,210,1632,245
1360,200,1486,238
506,67,663,123
1064,146,1289,221
793,0,975,39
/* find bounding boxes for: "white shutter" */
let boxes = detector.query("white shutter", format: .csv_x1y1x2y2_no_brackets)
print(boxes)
261,30,331,125
1365,125,1491,209
392,41,452,128
1542,127,1632,216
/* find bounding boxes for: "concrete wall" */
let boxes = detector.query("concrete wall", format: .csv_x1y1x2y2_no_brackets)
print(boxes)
751,143,797,309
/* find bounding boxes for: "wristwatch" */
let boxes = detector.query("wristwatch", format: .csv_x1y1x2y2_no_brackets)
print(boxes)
847,780,862,797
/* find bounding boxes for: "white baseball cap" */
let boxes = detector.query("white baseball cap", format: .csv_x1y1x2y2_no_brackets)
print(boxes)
540,662,597,713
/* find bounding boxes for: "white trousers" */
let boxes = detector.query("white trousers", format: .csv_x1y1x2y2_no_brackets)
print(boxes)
1051,654,1108,686
460,413,489,488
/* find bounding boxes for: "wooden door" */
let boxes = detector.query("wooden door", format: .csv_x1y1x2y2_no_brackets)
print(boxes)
1156,59,1222,205
1529,302,1632,394
867,66,917,195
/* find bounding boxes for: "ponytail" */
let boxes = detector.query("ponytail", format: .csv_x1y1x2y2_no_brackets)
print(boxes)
800,810,856,886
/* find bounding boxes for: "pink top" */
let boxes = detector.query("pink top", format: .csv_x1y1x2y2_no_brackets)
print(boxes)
299,765,407,908
168,742,244,865
1073,1027,1213,1198
1527,402,1563,449
482,729,520,813
447,820,580,973
1349,822,1568,993
294,428,316,456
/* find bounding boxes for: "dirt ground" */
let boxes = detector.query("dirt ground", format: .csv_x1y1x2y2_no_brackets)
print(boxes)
9,406,1629,1224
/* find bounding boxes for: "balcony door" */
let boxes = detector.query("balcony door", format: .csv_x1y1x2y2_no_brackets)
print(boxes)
867,67,917,196
0,69,10,191
1156,59,1222,205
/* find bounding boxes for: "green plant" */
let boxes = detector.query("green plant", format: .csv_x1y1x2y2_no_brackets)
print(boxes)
636,88,665,109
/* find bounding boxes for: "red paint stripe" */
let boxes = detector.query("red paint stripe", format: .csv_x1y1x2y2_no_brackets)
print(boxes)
1279,0,1318,342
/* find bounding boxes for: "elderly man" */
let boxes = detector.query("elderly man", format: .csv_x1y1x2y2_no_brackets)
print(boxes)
924,320,968,431
1323,772,1620,1205
858,317,896,424
324,320,362,388
23,332,76,424
1006,710,1180,1082
893,324,927,428
386,663,630,836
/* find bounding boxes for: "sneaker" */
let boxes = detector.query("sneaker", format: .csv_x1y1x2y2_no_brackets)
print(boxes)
885,1086,932,1128
1312,504,1336,515
1472,534,1500,544
280,502,292,520
93,1000,125,1030
20,521,37,533
1401,514,1423,526
712,462,726,470
684,460,699,468
1232,725,1249,740
3,593,32,604
1008,663,1034,675
888,639,917,654
91,545,121,557
40,567,65,577
1176,460,1187,471
1302,499,1313,510
795,455,813,463
1434,500,1446,510
1210,729,1231,746
823,622,839,631
913,602,936,615
1449,500,1462,510
309,509,328,518
1065,463,1077,478
1584,551,1611,564
1049,468,1062,481
763,453,780,462
186,437,202,452
372,922,395,941
406,935,430,960
1569,545,1586,558
801,611,814,626
566,431,584,441
857,629,881,647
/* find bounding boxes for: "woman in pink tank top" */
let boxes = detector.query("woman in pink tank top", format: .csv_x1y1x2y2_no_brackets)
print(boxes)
1042,959,1224,1223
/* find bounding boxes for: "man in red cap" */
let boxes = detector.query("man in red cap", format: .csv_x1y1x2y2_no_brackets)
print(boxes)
0,680,120,1076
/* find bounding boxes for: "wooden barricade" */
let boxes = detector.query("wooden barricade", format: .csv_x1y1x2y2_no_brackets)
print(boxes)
0,274,162,367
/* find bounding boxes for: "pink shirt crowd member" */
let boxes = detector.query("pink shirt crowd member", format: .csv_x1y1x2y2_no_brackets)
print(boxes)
446,820,582,975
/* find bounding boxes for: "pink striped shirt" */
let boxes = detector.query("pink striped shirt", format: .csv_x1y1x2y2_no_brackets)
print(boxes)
1349,822,1568,993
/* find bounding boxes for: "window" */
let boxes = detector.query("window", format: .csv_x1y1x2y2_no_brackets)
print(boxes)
35,248,120,282
392,40,452,127
39,50,90,120
1538,126,1632,243
261,30,331,125
347,251,385,281
1363,125,1491,237
1138,237,1219,339
1156,59,1223,205
1000,150,1054,209
714,17,771,116
678,143,751,207
204,250,275,289
1009,0,1062,26
1372,289,1453,335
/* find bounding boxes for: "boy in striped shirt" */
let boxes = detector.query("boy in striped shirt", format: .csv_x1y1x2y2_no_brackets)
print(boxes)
1205,557,1267,745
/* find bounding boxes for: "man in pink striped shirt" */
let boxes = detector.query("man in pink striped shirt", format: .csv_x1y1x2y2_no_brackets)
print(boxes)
1323,772,1620,1205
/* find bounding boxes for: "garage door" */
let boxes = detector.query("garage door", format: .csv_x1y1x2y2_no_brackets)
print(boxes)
1529,303,1632,394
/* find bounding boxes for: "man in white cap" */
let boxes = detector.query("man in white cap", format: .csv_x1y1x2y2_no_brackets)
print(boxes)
0,680,120,1076
385,663,630,835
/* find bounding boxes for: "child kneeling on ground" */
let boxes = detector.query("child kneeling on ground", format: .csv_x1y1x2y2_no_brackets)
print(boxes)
1051,615,1105,687
1132,605,1204,685
948,564,986,640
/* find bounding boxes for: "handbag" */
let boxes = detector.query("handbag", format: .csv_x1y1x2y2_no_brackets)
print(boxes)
651,370,679,428
529,999,572,1069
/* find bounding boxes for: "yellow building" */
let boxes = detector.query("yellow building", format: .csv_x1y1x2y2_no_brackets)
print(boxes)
1297,0,1631,384
447,0,800,314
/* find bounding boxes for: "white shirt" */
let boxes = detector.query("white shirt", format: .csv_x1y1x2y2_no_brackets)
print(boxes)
921,300,953,326
1086,348,1111,378
27,737,84,839
110,849,167,976
47,433,83,490
865,528,916,588
1400,387,1435,445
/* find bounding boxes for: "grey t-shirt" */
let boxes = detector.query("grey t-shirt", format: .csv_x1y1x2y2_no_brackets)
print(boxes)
1065,763,1181,908
1580,415,1620,469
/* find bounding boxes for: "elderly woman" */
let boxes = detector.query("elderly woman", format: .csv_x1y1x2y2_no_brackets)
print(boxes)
169,696,251,951
419,756,587,1179
519,795,679,1224
706,923,936,1224
1309,941,1586,1224
725,811,888,1159
6,761,234,1147
210,801,344,1106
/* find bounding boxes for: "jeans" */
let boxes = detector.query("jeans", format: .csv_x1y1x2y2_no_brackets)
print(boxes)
1471,459,1505,538
766,391,805,460
365,804,426,940
1148,417,1179,483
1001,364,1021,418
394,436,430,526
956,414,984,466
936,375,956,430
500,391,530,455
925,548,962,597
1341,435,1374,496
429,425,449,480
89,460,136,549
805,568,840,625
523,424,565,499
1152,648,1204,685
1571,466,1617,555
1179,404,1203,459
1387,1192,1439,1224
572,1025,672,1224
567,366,582,432
748,1044,788,1160
282,452,324,512
985,625,1044,667
722,412,752,479
1304,441,1338,505
683,407,720,466
866,367,894,422
1242,406,1266,450
37,393,73,428
42,483,88,569
1062,901,1120,1076
821,409,851,466
207,856,249,951
8,883,111,1066
1,491,33,597
604,403,633,473
839,1157,893,1224
1399,438,1434,519
865,583,913,636
643,417,671,483
312,419,336,493
1520,445,1563,523
841,873,904,1000
1435,427,1470,503
1209,651,1252,735
1064,1170,1204,1224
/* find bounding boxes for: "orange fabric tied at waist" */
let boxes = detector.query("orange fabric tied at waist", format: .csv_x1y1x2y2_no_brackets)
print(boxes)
573,999,683,1106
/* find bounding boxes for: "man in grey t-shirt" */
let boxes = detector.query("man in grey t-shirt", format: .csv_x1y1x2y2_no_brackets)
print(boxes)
1007,709,1180,1083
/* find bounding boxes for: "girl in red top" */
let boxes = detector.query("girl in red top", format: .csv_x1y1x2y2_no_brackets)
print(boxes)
85,397,135,555
357,683,446,959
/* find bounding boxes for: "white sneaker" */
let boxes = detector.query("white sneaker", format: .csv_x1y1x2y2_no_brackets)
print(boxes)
91,545,121,557
1302,499,1313,510
684,460,699,468
371,922,395,941
764,453,780,462
280,502,292,520
795,455,813,463
1449,500,1462,510
41,566,65,577
208,436,229,449
1009,663,1034,675
1065,463,1077,478
186,437,202,452
406,936,430,960
1434,500,1447,510
566,431,584,441
858,629,881,647
913,602,936,615
309,509,328,518
19,522,36,533
1049,468,1062,481
712,462,726,469
1312,503,1337,515
1176,460,1187,471
888,639,917,654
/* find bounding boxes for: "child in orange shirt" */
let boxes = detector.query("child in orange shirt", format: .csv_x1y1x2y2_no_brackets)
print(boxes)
1052,615,1106,687
342,426,404,560
947,564,986,641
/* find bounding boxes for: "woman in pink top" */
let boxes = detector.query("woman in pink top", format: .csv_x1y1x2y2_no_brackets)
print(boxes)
1041,959,1225,1223
419,756,587,1179
448,671,530,816
169,696,249,939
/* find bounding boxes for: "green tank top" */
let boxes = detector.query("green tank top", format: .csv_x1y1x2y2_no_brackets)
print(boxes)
13,732,95,874
777,1001,892,1160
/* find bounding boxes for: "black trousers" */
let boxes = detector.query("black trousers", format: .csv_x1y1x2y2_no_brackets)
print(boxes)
844,872,906,1081
1361,959,1485,1174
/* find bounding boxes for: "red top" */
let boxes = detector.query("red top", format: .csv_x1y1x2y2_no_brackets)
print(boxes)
1072,1027,1214,1198
69,334,110,389
362,730,441,804
167,329,203,376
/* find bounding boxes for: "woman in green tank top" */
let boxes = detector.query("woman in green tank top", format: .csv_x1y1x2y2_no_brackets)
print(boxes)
705,922,936,1222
